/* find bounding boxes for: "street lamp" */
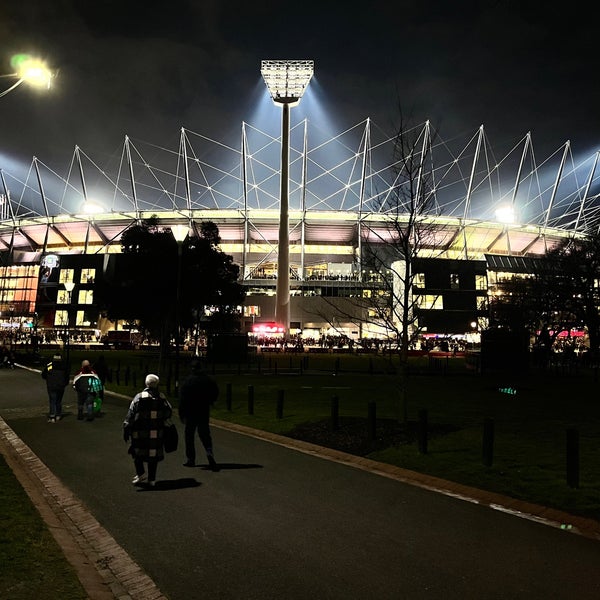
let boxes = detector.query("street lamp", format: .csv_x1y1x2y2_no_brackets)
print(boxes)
64,282,75,368
1,54,53,98
261,60,314,337
171,224,188,395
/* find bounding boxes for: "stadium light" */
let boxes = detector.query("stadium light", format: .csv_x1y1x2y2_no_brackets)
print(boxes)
0,54,54,98
261,60,314,335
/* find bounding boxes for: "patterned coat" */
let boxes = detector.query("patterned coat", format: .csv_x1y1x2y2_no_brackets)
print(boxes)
123,388,172,462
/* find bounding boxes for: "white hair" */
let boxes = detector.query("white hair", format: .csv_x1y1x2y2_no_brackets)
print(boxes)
145,373,160,388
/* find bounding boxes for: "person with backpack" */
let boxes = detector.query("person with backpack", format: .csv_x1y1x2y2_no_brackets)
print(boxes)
72,359,103,421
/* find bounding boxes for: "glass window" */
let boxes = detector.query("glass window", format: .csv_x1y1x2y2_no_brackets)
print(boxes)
416,295,443,310
450,274,459,289
54,310,69,326
414,273,425,288
476,274,487,290
78,289,94,305
80,268,96,284
59,269,74,284
57,290,71,304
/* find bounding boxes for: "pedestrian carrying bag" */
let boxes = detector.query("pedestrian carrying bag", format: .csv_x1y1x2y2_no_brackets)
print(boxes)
163,422,178,453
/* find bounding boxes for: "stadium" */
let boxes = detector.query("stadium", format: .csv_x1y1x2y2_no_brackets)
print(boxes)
1,61,599,345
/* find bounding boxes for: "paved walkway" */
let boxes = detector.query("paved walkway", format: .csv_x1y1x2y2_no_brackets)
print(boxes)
1,365,599,599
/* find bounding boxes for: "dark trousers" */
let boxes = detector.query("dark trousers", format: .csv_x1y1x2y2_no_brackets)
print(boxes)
134,458,157,481
184,417,213,463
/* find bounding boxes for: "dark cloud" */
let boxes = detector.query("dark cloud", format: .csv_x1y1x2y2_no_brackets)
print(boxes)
0,0,597,170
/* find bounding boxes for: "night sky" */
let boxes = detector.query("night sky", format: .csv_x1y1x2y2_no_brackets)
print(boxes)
1,0,597,171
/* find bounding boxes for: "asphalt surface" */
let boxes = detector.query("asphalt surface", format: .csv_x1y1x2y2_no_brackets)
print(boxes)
1,365,600,599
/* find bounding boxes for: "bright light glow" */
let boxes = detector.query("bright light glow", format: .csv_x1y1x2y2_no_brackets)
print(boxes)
252,322,285,333
12,54,53,88
261,60,314,107
171,224,188,242
81,201,104,215
495,205,515,224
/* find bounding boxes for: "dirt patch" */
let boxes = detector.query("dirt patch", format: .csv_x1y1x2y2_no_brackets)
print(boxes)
286,417,459,456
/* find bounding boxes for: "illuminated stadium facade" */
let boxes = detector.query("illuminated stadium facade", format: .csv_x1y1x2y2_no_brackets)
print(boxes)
1,113,599,342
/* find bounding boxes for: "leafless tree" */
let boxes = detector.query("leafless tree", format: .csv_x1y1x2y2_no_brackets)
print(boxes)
311,114,442,422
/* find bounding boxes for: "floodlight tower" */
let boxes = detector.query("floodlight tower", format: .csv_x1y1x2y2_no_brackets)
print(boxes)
261,59,314,335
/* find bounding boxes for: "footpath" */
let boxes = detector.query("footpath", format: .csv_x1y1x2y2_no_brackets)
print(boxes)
1,365,600,600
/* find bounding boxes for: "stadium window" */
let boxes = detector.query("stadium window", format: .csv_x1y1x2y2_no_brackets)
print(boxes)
80,268,96,283
78,289,94,305
416,295,443,310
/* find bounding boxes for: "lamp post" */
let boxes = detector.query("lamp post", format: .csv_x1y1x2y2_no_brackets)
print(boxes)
1,54,53,98
261,60,313,337
63,282,75,368
171,224,188,395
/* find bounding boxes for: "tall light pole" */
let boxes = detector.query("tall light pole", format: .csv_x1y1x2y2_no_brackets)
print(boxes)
1,54,53,98
171,224,188,395
261,60,314,336
64,281,75,369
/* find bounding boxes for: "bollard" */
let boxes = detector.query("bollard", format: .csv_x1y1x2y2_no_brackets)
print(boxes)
566,428,579,488
418,409,428,454
247,385,254,415
330,395,339,431
276,390,284,419
368,401,376,441
226,382,232,411
482,418,494,467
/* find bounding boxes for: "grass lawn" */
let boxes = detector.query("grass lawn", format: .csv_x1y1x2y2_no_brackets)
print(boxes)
0,455,87,599
50,347,600,523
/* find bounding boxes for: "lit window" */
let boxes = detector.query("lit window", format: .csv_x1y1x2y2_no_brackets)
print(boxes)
450,274,459,289
414,273,425,288
476,274,487,290
416,295,443,310
57,290,71,304
59,269,74,284
78,289,94,304
54,310,69,326
80,268,96,283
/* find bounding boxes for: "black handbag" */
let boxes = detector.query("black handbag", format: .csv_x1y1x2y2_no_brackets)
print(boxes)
163,422,178,453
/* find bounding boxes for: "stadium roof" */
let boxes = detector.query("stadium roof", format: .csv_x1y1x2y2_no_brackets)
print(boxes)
0,119,597,263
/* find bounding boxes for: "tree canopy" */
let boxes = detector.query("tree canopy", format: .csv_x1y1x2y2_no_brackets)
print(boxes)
96,217,245,341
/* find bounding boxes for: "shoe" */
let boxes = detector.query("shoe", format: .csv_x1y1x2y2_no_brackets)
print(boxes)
148,481,156,487
132,474,146,485
207,455,219,472
55,415,62,421
47,417,56,423
183,461,195,467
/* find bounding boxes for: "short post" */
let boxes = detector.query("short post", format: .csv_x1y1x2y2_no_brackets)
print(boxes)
330,395,339,431
368,401,376,441
482,418,494,467
418,408,428,454
247,384,254,415
276,389,284,419
566,428,579,488
226,383,232,411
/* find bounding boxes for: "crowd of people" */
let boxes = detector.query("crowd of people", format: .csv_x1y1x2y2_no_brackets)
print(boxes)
38,351,220,488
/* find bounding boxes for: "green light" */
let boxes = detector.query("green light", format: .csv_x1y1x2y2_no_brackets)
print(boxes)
498,387,517,395
10,53,31,70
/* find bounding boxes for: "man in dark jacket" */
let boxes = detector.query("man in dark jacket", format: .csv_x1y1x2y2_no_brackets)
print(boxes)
41,354,70,423
178,360,219,470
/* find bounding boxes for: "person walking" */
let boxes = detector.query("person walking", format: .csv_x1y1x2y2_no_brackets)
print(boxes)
72,359,103,421
123,374,172,487
178,360,219,470
41,354,70,423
